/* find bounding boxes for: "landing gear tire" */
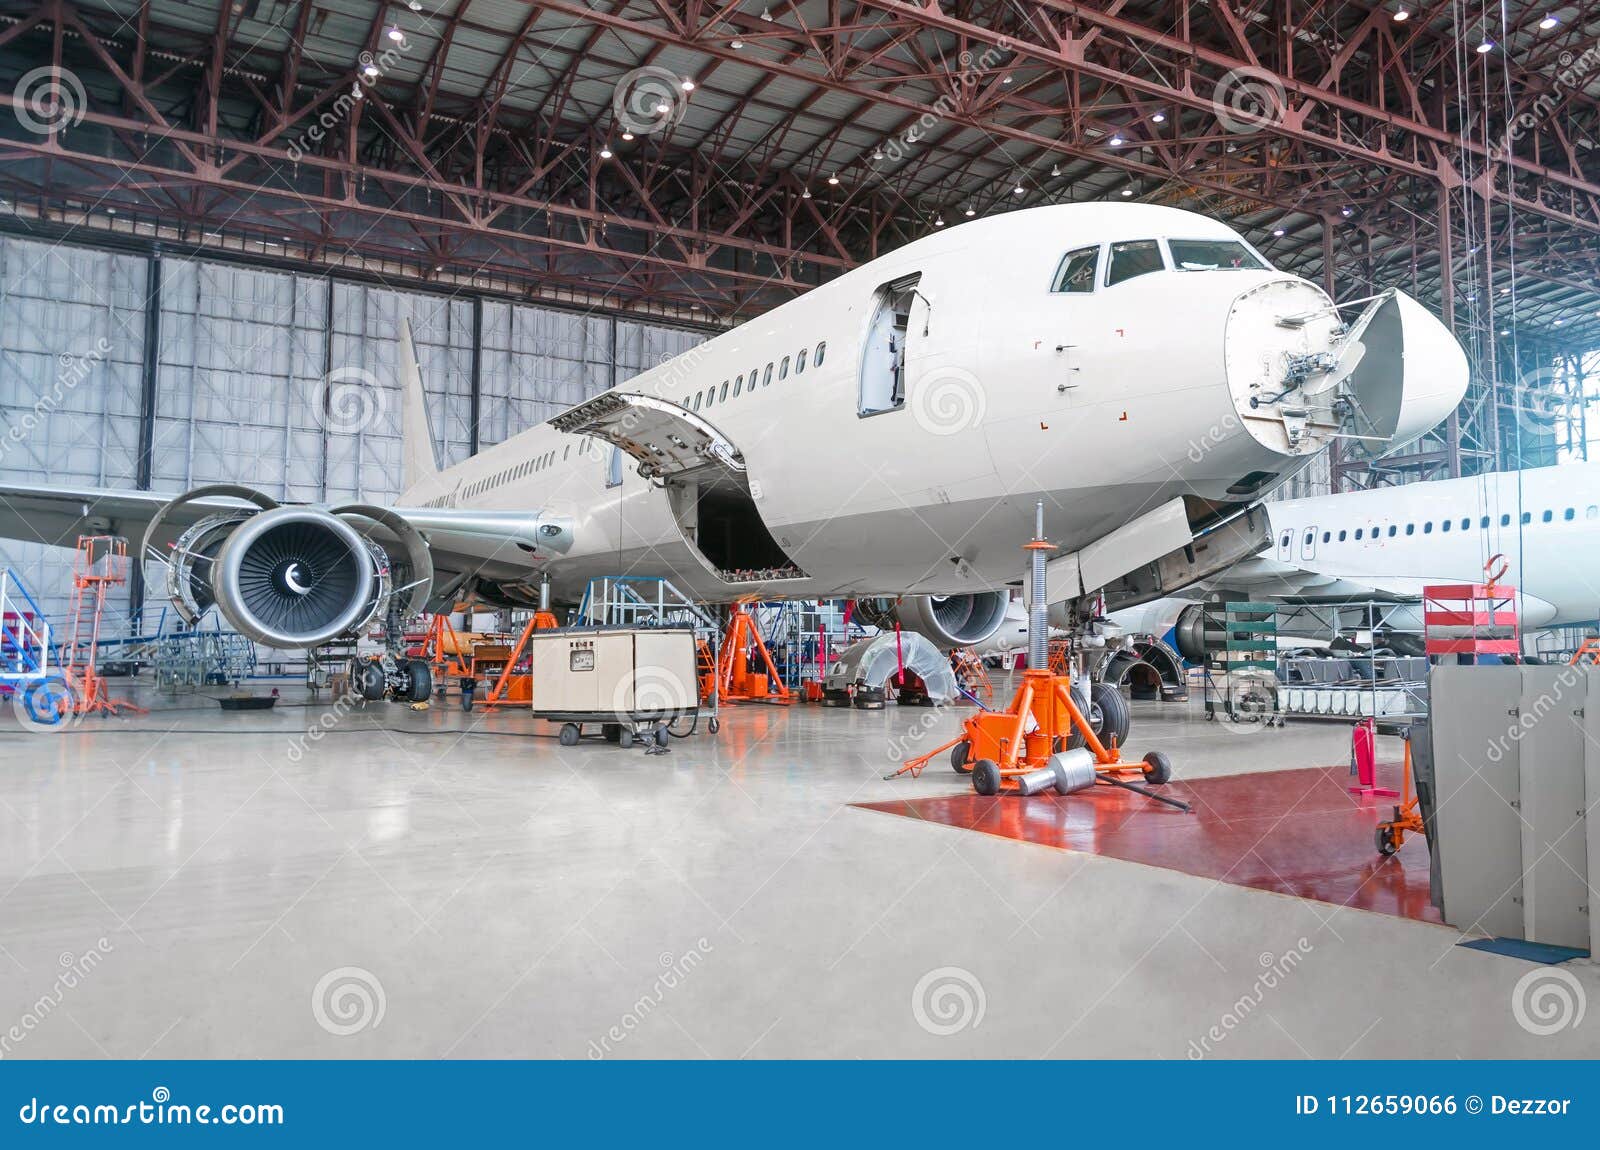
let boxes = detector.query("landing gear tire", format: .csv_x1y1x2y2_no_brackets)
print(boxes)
356,660,386,702
972,758,1001,796
1376,826,1398,856
404,659,433,703
558,723,581,747
1141,750,1173,786
1090,682,1130,747
951,742,972,775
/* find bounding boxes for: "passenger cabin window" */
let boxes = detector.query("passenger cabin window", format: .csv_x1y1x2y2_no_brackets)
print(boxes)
763,364,773,386
1105,240,1164,287
860,273,920,416
814,341,826,366
1050,246,1100,293
1168,239,1267,271
778,356,789,381
796,349,807,374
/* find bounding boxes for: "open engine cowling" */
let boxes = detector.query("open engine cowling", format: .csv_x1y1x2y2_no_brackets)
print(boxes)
147,488,432,650
856,591,1011,651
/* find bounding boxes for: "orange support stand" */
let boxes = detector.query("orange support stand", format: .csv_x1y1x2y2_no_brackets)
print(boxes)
413,614,473,681
715,601,792,704
1375,733,1425,856
480,610,559,707
1568,638,1600,667
60,536,146,718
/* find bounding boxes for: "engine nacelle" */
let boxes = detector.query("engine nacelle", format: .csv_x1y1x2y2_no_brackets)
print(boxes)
147,488,431,650
856,591,1011,651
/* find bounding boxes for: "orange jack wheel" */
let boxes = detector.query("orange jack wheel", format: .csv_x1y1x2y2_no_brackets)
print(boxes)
951,742,972,774
972,758,1001,795
1376,825,1398,856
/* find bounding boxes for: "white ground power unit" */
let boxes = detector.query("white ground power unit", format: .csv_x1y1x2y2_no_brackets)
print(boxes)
530,626,699,749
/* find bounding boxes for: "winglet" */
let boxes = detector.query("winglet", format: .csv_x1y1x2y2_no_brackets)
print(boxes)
400,319,439,491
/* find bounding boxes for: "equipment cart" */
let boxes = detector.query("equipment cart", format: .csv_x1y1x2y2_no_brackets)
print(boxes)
530,625,701,748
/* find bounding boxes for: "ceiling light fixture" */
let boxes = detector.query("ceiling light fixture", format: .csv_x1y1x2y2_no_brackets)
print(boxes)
1013,182,1025,195
621,130,634,141
1393,5,1409,20
599,144,613,159
801,187,811,199
681,78,696,91
827,173,840,185
655,100,672,115
1151,112,1166,123
1272,226,1286,236
1109,134,1124,146
934,214,945,227
387,24,405,42
1341,206,1354,217
1539,15,1559,29
1120,187,1134,197
730,38,743,48
1477,39,1495,53
965,204,976,217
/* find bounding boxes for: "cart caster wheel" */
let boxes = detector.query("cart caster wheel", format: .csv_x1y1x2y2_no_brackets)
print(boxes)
618,727,635,749
972,758,1001,796
602,723,622,743
950,742,971,774
1376,826,1398,856
1204,711,1215,722
1141,750,1173,785
558,723,581,747
654,726,670,748
708,717,721,734
460,685,475,713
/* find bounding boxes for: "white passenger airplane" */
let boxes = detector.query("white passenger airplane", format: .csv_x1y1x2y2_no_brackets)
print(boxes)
0,203,1467,699
1109,462,1600,668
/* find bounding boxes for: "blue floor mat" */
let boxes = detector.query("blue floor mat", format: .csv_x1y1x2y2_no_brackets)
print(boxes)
1459,937,1589,964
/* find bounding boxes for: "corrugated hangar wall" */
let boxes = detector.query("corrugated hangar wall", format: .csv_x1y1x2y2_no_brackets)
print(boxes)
0,233,707,630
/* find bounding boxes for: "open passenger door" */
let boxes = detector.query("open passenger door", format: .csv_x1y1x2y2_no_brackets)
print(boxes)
549,392,743,480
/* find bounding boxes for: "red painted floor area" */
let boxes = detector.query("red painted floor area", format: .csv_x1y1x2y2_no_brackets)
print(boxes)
856,765,1441,923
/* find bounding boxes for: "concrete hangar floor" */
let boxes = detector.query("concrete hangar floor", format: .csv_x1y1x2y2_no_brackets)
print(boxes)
1,682,1596,1060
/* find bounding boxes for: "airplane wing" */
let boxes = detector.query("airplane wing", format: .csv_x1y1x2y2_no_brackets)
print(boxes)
0,479,573,605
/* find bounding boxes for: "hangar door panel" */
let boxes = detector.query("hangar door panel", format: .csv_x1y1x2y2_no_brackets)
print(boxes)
0,236,147,622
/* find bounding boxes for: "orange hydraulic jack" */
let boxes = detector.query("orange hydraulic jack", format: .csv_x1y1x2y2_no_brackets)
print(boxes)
892,506,1175,800
715,601,791,704
949,648,993,703
478,609,560,708
414,613,473,681
60,536,146,718
1374,732,1424,856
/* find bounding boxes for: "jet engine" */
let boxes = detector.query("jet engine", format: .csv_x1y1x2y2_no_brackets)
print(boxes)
856,591,1011,651
144,486,432,650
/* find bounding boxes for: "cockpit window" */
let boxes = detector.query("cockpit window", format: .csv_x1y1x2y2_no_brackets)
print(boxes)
1105,240,1164,286
1168,239,1267,271
1050,245,1099,293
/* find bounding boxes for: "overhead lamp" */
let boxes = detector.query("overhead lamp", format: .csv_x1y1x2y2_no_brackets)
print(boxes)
1272,226,1286,236
1392,5,1409,20
801,187,811,199
1477,39,1495,53
1500,328,1511,336
1001,74,1013,85
1501,286,1511,294
730,38,743,49
1109,134,1124,146
106,207,115,215
827,173,840,185
1013,181,1025,195
386,24,405,43
599,144,613,159
934,215,945,227
1151,112,1165,123
760,7,773,20
1539,15,1559,30
964,204,976,217
352,82,364,99
362,62,380,77
621,130,635,141
1120,187,1134,197
1050,164,1061,177
681,78,696,92
1553,318,1565,326
407,0,421,9
1341,206,1354,217
655,100,672,115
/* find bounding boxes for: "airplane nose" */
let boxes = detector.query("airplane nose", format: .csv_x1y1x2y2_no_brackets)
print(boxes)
1223,280,1468,463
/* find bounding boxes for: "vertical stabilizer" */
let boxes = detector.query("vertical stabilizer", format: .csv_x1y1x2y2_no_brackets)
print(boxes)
400,319,439,491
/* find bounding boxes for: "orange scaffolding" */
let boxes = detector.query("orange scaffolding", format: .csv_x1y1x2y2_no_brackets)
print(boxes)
60,536,146,718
